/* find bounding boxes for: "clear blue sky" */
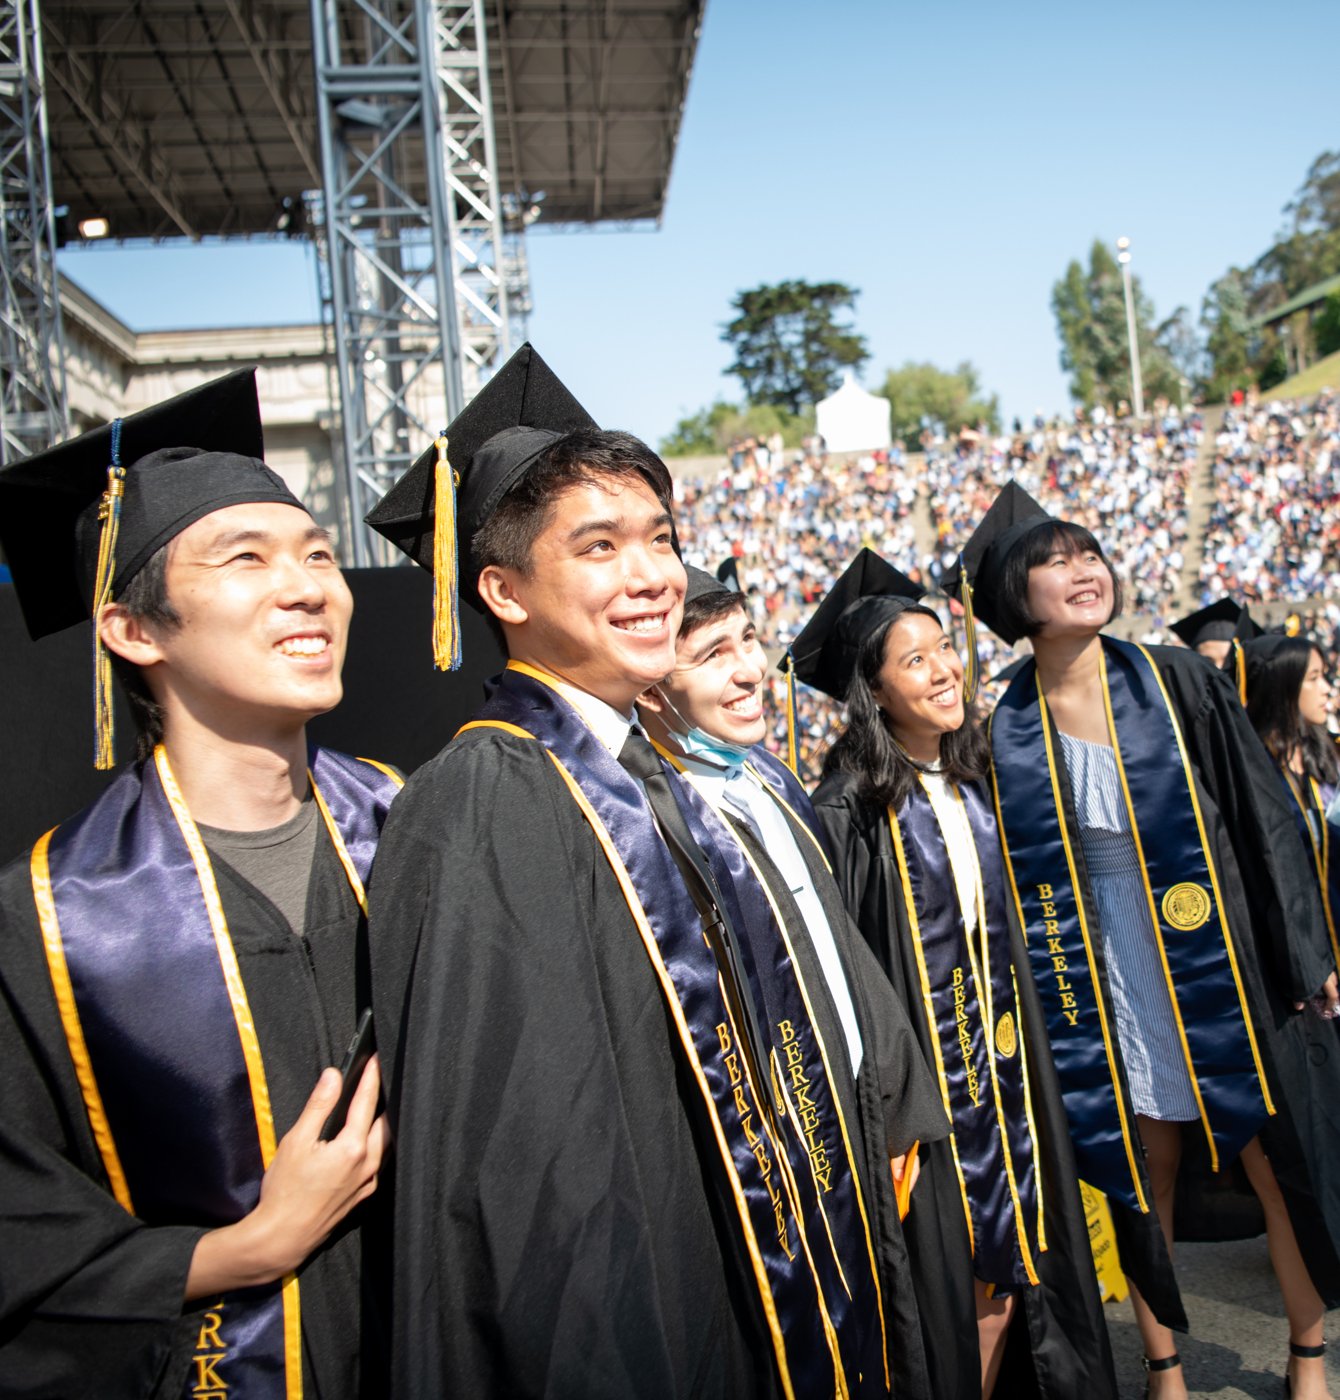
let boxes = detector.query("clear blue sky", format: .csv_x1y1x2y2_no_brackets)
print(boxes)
60,0,1340,444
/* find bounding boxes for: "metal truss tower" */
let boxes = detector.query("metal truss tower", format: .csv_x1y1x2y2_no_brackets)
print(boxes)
0,0,66,464
309,0,513,565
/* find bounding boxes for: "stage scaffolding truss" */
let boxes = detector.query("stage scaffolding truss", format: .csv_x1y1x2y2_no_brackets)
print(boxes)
0,0,66,465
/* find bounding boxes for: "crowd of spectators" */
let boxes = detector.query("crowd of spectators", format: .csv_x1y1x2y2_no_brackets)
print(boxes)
923,406,1199,615
674,390,1337,779
1198,391,1340,605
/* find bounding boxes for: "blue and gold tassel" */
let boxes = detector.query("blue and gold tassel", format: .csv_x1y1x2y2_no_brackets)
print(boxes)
91,420,126,770
430,433,462,672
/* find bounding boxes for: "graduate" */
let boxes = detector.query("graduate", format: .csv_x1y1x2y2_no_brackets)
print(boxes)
797,550,1115,1400
634,564,952,1383
364,345,925,1397
1170,597,1262,700
1244,633,1340,965
960,483,1340,1400
0,372,400,1398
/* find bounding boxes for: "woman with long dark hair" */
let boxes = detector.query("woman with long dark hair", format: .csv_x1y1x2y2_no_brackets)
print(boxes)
1245,634,1340,969
800,549,1115,1400
962,483,1340,1400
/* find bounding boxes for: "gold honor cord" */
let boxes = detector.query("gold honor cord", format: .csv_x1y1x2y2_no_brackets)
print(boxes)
949,781,1040,1285
31,830,136,1215
885,809,976,1249
1096,650,1218,1166
356,756,405,790
1134,644,1275,1119
1033,694,1149,1213
1282,769,1340,968
1009,967,1048,1252
456,716,798,1400
154,749,305,1398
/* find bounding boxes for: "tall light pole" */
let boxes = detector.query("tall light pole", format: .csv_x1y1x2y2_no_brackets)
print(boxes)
1116,236,1145,419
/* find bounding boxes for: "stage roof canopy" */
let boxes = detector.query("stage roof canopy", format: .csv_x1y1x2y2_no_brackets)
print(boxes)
42,0,704,242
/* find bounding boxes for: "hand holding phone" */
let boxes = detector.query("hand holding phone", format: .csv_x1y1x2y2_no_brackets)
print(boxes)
320,1009,376,1141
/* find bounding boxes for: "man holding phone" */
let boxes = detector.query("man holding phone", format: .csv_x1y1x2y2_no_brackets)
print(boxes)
0,372,398,1398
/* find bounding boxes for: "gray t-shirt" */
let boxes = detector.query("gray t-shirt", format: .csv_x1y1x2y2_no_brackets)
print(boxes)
199,796,320,938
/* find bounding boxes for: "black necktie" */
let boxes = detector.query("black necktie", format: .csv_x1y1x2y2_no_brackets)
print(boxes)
618,730,777,1116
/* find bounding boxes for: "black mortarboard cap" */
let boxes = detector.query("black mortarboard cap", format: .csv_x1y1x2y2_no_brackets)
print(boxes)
788,548,926,701
716,557,742,592
684,565,733,607
944,482,1056,646
0,368,296,641
1170,598,1262,650
363,343,597,606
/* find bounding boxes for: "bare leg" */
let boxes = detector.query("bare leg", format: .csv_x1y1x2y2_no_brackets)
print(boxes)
1239,1138,1332,1400
1128,1116,1187,1399
975,1277,1016,1398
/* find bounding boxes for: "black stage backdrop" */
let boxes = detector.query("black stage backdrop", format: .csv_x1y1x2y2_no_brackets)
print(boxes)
0,568,504,864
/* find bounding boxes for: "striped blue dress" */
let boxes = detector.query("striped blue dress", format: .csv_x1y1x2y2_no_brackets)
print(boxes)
1058,732,1200,1122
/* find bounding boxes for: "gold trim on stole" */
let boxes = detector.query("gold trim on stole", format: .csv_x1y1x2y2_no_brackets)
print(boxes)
31,830,136,1215
457,709,805,1400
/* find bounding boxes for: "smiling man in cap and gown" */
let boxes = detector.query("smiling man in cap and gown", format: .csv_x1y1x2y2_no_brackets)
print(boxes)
365,344,935,1397
0,371,400,1399
634,563,951,1393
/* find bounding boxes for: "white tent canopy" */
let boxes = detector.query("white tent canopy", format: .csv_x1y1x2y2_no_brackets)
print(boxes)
815,373,892,454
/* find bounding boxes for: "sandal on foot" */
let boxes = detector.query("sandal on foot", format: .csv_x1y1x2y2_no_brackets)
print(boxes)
1143,1352,1181,1399
1284,1340,1325,1399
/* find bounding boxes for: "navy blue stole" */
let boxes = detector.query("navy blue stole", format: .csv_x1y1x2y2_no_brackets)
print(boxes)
888,778,1042,1289
31,745,401,1399
990,638,1273,1211
465,662,891,1398
1277,766,1340,969
746,744,834,858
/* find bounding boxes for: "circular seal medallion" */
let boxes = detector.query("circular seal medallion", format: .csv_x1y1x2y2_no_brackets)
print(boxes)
1162,882,1212,931
994,1011,1017,1058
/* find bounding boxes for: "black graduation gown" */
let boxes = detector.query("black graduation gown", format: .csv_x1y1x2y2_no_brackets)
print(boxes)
995,645,1340,1317
0,829,387,1400
708,797,952,1400
369,725,950,1398
812,771,1119,1400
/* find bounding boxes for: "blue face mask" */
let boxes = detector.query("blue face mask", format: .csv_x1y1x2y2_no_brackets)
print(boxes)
657,690,752,770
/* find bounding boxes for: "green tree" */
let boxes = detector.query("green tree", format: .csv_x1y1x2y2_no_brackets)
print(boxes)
1314,291,1340,360
1050,240,1181,412
1249,151,1340,315
722,280,868,416
878,361,1000,442
658,400,811,458
1201,269,1254,401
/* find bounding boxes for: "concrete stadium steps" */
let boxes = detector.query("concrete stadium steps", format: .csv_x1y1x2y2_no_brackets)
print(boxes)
1176,404,1226,610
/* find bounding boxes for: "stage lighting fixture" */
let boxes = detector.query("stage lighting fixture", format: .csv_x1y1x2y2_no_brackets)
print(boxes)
78,217,110,239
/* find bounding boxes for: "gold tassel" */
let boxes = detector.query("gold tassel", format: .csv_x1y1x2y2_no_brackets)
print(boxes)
91,457,127,770
1233,638,1247,707
430,434,462,671
783,652,799,776
960,564,980,705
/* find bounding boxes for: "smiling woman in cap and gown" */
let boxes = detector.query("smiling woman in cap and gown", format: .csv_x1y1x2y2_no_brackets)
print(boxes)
962,483,1340,1400
365,345,936,1398
1244,632,1340,976
803,549,1115,1400
0,372,400,1398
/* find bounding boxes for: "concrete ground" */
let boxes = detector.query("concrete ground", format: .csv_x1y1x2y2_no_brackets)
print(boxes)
1103,1237,1340,1398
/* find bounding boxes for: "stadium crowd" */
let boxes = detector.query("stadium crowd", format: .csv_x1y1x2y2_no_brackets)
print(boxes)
1198,391,1340,607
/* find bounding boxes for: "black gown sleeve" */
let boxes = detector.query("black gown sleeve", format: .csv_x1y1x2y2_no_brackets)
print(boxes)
1154,645,1333,1004
0,870,204,1400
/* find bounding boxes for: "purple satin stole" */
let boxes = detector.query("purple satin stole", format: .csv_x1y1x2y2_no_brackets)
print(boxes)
34,745,399,1399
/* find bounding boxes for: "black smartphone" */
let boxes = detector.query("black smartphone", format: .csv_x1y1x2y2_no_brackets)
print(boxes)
320,1008,376,1141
